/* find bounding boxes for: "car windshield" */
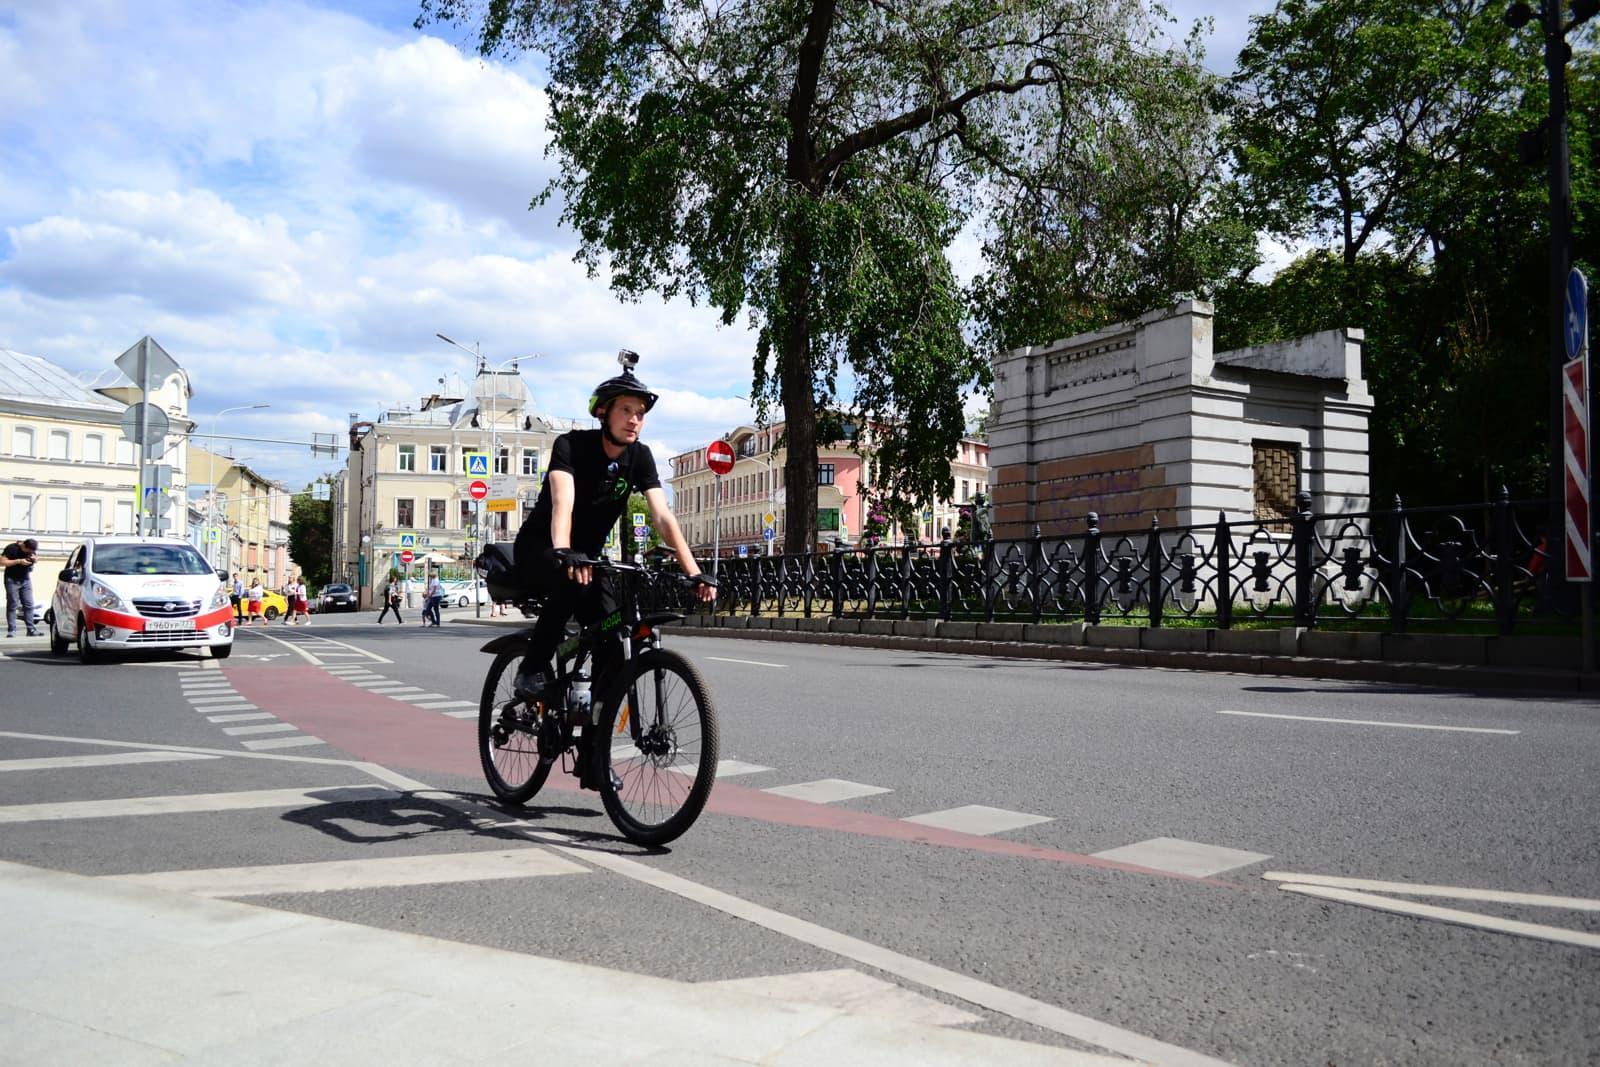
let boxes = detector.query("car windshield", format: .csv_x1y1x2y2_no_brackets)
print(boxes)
93,544,212,576
325,585,349,594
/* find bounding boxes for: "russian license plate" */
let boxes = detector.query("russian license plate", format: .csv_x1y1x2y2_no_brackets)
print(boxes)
145,618,192,633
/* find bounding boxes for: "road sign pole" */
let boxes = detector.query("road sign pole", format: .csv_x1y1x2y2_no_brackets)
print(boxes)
712,474,721,582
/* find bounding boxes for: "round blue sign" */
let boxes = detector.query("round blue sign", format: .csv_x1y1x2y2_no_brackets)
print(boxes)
1567,268,1589,360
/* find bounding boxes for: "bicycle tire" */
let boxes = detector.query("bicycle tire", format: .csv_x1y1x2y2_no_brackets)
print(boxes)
597,649,719,845
478,651,554,805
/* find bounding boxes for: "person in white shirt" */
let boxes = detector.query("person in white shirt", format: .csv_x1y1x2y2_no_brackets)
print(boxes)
423,573,444,627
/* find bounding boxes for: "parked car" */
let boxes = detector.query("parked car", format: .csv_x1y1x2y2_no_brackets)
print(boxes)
440,580,489,608
45,536,235,661
318,583,358,612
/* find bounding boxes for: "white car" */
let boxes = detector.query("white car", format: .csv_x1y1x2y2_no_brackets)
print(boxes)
440,580,490,608
47,537,236,662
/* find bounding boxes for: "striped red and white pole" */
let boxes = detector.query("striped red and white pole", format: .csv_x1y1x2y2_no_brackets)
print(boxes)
1563,354,1590,581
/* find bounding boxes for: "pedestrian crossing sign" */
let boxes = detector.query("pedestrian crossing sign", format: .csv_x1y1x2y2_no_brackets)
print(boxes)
465,452,490,477
400,533,416,549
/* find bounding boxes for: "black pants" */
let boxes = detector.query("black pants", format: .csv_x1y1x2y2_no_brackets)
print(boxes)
377,600,402,623
523,569,622,681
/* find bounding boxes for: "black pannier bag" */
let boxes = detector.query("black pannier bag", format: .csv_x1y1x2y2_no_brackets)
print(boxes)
475,543,527,604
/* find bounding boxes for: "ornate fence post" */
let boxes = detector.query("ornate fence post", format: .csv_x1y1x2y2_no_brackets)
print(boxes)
865,543,880,618
750,554,763,618
1146,516,1164,629
901,537,915,619
802,545,815,619
1292,491,1316,627
774,550,786,618
982,536,998,622
831,546,845,618
1084,512,1103,625
938,528,955,621
1493,486,1516,635
1216,512,1233,630
1029,524,1045,624
1387,495,1411,633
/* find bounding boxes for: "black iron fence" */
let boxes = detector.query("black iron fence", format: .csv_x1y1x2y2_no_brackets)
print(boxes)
667,491,1569,634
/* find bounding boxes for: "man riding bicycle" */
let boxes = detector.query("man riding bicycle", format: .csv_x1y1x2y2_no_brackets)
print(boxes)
510,350,715,779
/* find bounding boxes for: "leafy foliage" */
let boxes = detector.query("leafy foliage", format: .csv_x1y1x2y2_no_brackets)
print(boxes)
287,485,333,588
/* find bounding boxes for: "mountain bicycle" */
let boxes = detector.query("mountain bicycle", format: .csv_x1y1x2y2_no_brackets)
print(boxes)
475,555,719,846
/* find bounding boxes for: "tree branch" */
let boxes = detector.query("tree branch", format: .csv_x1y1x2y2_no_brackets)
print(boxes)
786,0,838,188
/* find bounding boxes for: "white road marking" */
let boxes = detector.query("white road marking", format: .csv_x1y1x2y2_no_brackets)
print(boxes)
186,694,249,704
442,710,478,719
902,805,1054,837
347,679,395,688
710,760,774,778
0,785,388,823
701,968,981,1028
244,629,391,665
1217,710,1519,735
414,700,477,710
179,680,234,690
1275,883,1600,951
705,656,788,668
1263,872,1600,911
554,844,1231,1067
107,847,587,897
763,779,893,804
379,691,451,702
365,686,424,696
0,752,216,773
193,703,257,713
221,723,296,736
207,713,275,724
241,736,327,751
1091,838,1271,879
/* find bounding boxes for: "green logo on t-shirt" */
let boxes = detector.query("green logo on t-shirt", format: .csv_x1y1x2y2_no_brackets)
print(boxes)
610,476,629,500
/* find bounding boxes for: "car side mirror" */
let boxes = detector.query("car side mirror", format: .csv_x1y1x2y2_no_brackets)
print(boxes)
59,568,79,583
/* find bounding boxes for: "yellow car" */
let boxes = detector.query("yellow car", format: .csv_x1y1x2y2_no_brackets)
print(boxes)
236,588,289,621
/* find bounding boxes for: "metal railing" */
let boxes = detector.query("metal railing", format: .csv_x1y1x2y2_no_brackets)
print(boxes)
662,490,1567,634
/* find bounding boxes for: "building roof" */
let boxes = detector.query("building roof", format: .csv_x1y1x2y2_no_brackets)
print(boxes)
0,348,124,411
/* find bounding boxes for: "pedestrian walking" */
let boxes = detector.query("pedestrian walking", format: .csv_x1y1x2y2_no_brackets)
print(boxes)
2,538,41,638
423,572,444,626
377,580,403,624
230,573,244,621
246,577,265,626
288,576,309,624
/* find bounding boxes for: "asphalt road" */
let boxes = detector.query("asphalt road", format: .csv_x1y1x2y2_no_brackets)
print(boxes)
2,612,1597,1065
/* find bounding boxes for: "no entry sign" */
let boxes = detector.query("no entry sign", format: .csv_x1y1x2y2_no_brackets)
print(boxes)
706,439,735,476
400,550,415,565
468,480,489,501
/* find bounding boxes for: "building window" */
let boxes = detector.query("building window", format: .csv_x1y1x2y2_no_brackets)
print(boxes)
522,448,540,476
114,500,134,534
428,498,446,528
495,447,510,475
817,508,840,532
397,444,416,472
1252,441,1300,529
81,498,103,534
115,436,135,464
818,463,835,486
48,430,70,460
13,427,35,458
84,434,105,464
459,500,474,530
429,445,447,472
396,498,415,527
10,494,33,529
494,510,509,534
46,496,68,531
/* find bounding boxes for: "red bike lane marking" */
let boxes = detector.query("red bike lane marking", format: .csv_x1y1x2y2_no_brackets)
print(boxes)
222,665,1229,887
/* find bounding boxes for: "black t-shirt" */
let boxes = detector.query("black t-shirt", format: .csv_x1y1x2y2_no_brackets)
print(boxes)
3,542,35,580
517,430,660,562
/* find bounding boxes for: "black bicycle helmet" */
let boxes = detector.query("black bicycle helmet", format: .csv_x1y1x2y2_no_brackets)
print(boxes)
588,350,659,416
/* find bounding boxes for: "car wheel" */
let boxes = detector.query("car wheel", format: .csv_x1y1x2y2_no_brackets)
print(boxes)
458,595,470,608
77,616,99,664
264,606,280,621
48,611,68,656
210,643,232,660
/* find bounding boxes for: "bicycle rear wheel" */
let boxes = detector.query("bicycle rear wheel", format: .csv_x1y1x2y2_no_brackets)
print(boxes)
478,651,556,805
598,649,719,846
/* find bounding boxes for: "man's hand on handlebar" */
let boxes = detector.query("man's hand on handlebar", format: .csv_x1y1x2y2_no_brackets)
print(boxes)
552,548,595,587
688,573,717,604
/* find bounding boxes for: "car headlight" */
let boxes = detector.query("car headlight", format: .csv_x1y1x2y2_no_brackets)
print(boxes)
209,587,230,610
86,580,129,612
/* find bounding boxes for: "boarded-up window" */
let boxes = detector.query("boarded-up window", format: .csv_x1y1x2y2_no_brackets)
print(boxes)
1253,442,1299,529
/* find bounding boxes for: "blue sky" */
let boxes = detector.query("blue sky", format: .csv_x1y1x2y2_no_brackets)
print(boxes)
0,0,1270,491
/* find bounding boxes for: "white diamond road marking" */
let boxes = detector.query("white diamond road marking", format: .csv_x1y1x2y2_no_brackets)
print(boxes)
1092,837,1271,878
701,968,980,1028
0,785,389,823
241,736,328,751
206,713,275,724
763,779,892,804
107,847,588,897
222,723,299,736
0,752,217,773
902,805,1053,837
710,760,774,778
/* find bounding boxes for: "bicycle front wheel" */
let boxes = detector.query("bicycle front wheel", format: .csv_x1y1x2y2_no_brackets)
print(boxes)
598,649,719,846
478,651,555,805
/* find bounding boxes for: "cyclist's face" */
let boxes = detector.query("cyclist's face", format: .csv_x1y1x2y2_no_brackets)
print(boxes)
606,396,648,442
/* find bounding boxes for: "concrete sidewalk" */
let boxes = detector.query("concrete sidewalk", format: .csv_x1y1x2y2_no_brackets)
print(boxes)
0,860,1126,1066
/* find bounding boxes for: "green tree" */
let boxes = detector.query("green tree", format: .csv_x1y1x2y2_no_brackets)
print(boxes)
418,0,1215,551
622,491,662,560
287,485,333,588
